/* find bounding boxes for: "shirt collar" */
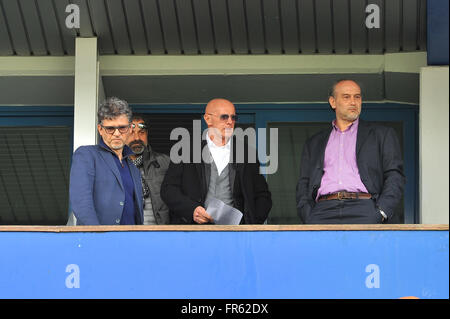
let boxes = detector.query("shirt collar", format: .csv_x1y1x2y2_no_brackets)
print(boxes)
332,118,359,133
206,130,231,150
99,137,134,159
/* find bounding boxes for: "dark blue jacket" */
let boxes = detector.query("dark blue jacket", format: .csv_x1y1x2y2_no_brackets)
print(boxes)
69,141,144,225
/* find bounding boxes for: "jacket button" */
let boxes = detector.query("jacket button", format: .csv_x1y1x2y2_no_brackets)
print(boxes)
119,201,124,206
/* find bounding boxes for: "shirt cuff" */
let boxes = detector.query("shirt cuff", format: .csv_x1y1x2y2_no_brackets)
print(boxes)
379,209,387,220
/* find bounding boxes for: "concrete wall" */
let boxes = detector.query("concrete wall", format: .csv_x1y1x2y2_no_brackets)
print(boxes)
420,67,449,223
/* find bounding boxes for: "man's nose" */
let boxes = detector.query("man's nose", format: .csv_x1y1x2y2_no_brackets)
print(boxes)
133,130,143,140
113,128,122,136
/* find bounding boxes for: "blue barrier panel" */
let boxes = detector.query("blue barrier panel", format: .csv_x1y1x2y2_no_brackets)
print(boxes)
0,229,448,299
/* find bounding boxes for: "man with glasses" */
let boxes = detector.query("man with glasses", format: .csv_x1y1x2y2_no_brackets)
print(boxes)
69,97,144,225
126,114,170,224
161,98,272,224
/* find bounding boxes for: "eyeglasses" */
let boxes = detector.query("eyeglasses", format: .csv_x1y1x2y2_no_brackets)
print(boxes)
206,113,238,122
131,123,148,135
101,124,130,135
131,123,147,130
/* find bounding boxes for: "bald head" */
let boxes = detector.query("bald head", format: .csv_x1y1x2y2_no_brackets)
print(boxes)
329,80,362,98
205,98,235,114
204,98,236,146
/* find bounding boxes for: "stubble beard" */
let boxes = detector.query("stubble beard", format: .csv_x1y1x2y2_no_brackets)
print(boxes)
129,140,146,155
340,107,361,122
342,112,359,122
109,140,125,150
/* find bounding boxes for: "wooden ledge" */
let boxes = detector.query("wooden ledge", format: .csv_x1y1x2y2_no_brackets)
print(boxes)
0,224,448,232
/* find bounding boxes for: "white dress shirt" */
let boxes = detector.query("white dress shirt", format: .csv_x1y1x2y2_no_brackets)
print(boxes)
206,131,231,176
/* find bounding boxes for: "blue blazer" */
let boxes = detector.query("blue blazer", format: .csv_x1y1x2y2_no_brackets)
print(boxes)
69,142,144,225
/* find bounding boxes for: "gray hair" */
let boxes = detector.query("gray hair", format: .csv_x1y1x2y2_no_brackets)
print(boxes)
97,97,132,123
328,79,363,98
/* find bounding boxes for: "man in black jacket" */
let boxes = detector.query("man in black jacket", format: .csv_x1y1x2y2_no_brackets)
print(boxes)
161,98,272,224
296,80,405,224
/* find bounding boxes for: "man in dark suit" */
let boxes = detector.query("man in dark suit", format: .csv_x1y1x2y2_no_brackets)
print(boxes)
161,98,272,224
296,80,405,224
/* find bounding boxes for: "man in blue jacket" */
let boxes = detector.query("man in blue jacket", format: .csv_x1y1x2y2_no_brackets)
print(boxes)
69,97,144,225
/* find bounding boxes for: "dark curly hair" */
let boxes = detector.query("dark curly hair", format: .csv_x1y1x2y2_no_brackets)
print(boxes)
97,97,132,123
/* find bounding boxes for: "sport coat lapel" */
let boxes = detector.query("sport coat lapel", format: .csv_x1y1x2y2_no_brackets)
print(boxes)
127,159,141,188
98,147,124,191
317,128,332,168
356,119,370,156
196,140,208,196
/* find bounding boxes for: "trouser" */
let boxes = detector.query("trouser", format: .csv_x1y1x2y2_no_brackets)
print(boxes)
306,198,383,224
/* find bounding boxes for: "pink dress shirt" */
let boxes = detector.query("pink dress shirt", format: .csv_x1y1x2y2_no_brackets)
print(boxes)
317,118,368,200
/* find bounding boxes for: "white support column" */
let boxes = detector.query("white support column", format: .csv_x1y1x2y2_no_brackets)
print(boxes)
420,66,449,224
73,37,99,151
98,62,106,104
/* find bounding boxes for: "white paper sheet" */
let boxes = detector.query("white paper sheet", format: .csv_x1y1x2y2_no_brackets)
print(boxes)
206,197,243,225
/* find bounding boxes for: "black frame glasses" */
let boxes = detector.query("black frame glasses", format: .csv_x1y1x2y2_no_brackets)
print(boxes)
100,124,131,134
206,113,238,122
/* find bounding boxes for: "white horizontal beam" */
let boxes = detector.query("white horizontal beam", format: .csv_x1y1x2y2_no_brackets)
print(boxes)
385,52,427,73
99,52,426,75
0,56,75,76
99,54,386,75
0,52,427,76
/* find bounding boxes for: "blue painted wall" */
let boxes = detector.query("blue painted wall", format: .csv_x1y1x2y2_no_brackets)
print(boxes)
0,230,447,299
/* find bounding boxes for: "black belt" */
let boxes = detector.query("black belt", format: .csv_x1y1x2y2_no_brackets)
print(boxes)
318,192,372,202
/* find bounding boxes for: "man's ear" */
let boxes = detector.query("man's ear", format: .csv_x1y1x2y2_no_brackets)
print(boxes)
328,96,336,110
203,113,211,126
97,124,102,134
